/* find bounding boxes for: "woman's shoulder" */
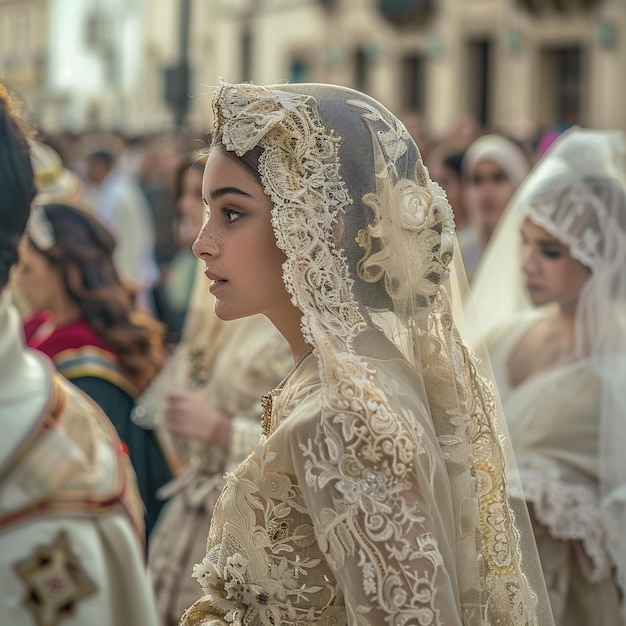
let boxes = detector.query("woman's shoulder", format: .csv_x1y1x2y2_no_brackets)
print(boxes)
27,316,117,357
22,310,52,340
27,318,141,393
484,308,544,356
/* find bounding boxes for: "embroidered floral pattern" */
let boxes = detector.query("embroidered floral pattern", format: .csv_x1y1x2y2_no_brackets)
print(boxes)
187,444,344,625
516,460,610,582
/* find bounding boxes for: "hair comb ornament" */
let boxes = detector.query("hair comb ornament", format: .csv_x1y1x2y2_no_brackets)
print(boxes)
27,205,55,251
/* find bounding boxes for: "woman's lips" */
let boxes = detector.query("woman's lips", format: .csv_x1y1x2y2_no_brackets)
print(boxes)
205,270,227,292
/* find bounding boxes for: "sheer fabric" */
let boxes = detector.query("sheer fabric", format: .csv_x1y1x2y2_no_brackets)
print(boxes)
472,127,626,621
182,82,552,625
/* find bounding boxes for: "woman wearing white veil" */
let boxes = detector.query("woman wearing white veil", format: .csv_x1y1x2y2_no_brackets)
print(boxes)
181,81,553,625
472,127,626,624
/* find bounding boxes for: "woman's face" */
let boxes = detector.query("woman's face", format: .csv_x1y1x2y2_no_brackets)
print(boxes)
193,148,293,323
466,160,515,244
520,218,591,308
177,165,205,247
16,240,66,314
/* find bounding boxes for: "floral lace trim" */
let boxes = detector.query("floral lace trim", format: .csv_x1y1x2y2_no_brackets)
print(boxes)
189,444,345,625
515,464,610,582
526,182,606,271
441,307,539,622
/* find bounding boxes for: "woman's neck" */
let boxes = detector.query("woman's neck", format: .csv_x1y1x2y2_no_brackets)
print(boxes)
507,306,579,388
49,298,81,328
267,306,310,363
558,295,579,322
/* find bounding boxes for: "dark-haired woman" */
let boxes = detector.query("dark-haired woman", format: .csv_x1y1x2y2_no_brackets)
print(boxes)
16,202,172,537
159,154,207,343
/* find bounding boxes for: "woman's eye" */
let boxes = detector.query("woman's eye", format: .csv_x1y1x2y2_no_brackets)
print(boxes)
541,248,563,259
221,207,242,223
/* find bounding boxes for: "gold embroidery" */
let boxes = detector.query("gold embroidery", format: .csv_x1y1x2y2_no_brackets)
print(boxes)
260,346,313,437
14,531,97,626
260,392,273,438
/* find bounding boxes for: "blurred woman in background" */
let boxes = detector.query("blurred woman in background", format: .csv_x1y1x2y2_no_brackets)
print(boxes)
16,203,171,537
159,155,207,343
461,133,530,279
472,127,626,624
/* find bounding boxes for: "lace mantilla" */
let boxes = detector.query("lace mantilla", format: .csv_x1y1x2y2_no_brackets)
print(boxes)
527,182,606,271
213,81,362,358
184,81,546,625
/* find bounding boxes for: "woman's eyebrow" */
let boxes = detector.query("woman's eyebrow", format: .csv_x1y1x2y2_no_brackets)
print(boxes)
537,238,564,246
207,186,254,201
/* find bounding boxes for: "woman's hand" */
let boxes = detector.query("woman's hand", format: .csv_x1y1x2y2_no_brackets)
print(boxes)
164,390,230,450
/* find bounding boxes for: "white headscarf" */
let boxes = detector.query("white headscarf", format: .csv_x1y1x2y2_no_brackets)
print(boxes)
462,134,530,187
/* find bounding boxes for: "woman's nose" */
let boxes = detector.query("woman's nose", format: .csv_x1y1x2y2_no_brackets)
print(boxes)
521,246,538,275
192,219,217,259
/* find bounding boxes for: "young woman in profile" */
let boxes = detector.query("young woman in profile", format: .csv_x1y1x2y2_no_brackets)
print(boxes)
472,127,626,625
16,203,171,536
181,81,554,625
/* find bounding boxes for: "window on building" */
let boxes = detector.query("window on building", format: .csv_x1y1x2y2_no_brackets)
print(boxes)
466,39,492,128
540,45,584,126
241,21,253,82
378,0,435,27
400,53,425,113
354,46,368,93
289,57,309,84
516,0,603,14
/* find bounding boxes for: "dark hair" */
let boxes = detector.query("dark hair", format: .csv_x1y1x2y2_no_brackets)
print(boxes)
29,203,165,392
86,149,115,167
0,83,36,289
442,151,466,177
211,137,263,179
174,154,207,204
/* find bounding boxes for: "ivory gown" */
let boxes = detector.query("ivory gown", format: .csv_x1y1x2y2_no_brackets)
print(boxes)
487,312,624,626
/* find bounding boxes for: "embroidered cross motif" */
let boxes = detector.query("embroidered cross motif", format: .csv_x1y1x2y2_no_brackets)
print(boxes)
14,530,97,626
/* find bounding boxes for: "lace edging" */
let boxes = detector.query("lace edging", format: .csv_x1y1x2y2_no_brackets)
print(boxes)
517,465,610,582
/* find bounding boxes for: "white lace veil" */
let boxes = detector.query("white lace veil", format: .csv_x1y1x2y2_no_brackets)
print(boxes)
210,81,553,623
472,126,626,615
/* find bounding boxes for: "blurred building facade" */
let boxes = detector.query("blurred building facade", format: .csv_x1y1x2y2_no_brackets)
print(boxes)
1,0,625,138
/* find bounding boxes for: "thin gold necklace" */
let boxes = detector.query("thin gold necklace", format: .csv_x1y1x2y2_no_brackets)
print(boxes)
260,345,314,437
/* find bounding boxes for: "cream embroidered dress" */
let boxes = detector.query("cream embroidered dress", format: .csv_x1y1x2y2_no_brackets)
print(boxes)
181,82,553,625
193,351,480,625
487,313,623,625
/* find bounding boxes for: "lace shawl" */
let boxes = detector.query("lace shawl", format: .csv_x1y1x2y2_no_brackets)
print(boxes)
182,81,552,625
